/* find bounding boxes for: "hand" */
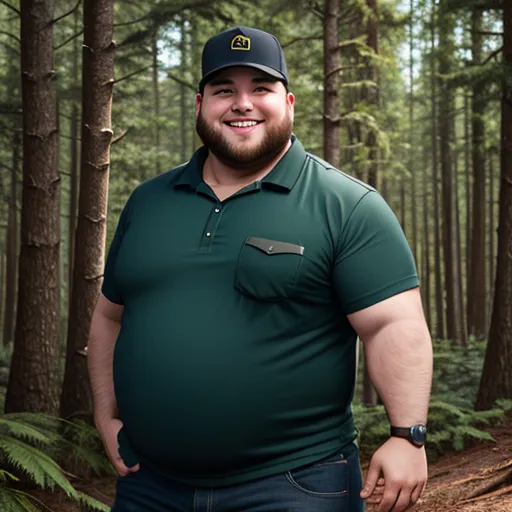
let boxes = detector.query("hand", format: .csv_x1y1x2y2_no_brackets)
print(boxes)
360,437,428,512
96,418,140,477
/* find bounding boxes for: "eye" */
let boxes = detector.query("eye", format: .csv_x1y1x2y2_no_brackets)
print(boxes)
254,86,271,92
213,88,233,95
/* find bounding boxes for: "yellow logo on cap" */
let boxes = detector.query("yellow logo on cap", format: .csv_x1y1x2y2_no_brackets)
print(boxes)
231,35,250,51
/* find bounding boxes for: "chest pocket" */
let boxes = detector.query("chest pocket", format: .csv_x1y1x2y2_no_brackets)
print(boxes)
235,237,304,302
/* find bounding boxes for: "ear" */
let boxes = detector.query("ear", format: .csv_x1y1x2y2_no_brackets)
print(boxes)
195,93,202,119
287,92,295,107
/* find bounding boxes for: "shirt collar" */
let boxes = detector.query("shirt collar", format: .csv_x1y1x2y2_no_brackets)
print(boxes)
172,135,307,193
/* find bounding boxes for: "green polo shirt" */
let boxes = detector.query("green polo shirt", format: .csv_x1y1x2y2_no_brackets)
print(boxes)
103,137,419,487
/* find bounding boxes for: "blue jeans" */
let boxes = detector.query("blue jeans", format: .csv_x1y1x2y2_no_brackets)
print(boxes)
111,450,364,512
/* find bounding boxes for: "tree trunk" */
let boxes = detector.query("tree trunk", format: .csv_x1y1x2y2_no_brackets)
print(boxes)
453,148,468,348
475,2,512,410
409,0,418,266
323,0,341,167
400,179,407,234
179,18,188,164
60,0,116,419
68,7,80,295
5,0,61,414
364,0,379,189
431,0,444,340
489,148,496,297
468,10,487,339
362,0,379,406
438,2,464,344
464,92,471,290
422,140,432,328
3,133,20,347
152,34,161,175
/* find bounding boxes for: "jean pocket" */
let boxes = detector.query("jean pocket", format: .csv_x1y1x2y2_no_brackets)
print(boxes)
285,453,348,497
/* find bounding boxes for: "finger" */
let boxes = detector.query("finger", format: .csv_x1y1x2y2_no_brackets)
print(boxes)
361,460,382,499
366,485,385,503
390,487,413,512
409,483,422,505
378,478,385,486
128,463,141,473
377,486,400,512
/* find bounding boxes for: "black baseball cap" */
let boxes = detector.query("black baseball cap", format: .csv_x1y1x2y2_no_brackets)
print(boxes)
199,26,288,91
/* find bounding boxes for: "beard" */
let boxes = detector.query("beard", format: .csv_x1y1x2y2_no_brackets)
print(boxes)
196,107,293,171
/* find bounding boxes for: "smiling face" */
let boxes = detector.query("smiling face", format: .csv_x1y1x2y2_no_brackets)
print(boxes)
196,67,295,170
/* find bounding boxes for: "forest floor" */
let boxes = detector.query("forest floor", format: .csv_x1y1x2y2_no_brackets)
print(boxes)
33,421,512,512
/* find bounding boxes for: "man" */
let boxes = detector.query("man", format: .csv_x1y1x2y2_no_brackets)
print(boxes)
88,26,433,512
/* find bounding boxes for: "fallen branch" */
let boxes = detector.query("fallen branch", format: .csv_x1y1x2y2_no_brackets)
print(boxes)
463,465,512,501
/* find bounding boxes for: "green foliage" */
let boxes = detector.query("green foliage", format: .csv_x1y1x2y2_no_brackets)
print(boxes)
0,413,110,511
431,338,486,408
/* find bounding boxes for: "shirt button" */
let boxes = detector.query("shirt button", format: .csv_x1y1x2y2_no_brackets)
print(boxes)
206,232,211,237
215,208,220,213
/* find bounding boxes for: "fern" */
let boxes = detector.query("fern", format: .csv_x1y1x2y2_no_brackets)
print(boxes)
0,435,77,497
0,413,112,511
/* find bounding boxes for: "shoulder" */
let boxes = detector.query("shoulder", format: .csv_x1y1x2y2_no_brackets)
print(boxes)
302,151,377,208
305,152,374,192
127,162,188,202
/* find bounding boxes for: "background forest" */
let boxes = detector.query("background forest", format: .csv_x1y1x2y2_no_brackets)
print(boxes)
0,0,511,510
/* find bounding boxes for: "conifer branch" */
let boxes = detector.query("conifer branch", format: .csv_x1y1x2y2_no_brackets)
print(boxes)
52,0,81,25
0,0,19,16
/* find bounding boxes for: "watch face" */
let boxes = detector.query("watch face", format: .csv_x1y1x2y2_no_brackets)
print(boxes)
411,425,427,445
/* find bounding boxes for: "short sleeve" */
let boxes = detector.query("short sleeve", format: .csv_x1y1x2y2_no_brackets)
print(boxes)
101,201,131,305
333,191,419,314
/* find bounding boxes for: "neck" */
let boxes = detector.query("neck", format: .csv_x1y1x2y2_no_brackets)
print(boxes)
203,140,292,188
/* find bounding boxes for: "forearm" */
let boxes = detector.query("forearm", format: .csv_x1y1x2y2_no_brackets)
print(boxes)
87,311,121,428
363,319,433,425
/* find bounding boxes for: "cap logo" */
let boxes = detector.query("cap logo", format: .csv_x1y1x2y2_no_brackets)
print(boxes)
231,35,250,51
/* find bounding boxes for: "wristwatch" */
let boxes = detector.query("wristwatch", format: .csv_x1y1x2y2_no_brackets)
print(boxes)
390,424,427,447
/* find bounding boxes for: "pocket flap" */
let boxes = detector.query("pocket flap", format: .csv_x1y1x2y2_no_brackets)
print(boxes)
246,237,304,256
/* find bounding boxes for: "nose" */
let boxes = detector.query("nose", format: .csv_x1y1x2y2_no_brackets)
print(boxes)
231,91,253,113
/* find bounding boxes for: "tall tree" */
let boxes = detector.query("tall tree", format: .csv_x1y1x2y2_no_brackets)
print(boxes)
362,0,380,407
467,9,487,338
3,132,19,347
60,0,116,418
476,1,512,410
430,0,445,339
68,7,81,293
5,0,61,413
438,0,465,344
3,43,20,347
323,0,341,167
364,0,379,189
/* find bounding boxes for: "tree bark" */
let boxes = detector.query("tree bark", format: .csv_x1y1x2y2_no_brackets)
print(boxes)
422,140,432,328
468,10,487,339
3,133,20,347
364,0,379,189
409,0,418,267
431,0,445,340
475,1,512,410
489,148,496,297
438,2,464,344
152,34,161,175
179,17,188,164
323,0,341,167
68,8,81,295
60,0,116,419
5,0,61,413
464,92,471,288
362,0,380,406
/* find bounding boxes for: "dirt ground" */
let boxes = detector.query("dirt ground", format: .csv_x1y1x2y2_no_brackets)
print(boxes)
33,423,512,512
